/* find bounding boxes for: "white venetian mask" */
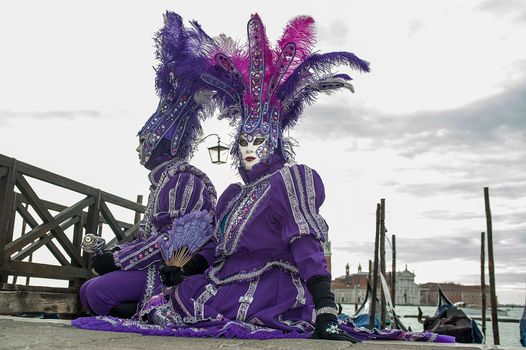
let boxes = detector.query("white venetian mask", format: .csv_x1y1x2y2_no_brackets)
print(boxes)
238,132,270,170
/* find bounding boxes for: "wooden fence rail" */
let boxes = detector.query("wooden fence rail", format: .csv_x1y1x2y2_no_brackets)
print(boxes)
0,153,145,314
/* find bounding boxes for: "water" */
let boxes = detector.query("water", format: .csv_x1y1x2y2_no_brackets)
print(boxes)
341,304,524,347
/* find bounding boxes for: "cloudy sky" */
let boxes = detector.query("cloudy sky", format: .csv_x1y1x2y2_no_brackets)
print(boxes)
1,0,525,304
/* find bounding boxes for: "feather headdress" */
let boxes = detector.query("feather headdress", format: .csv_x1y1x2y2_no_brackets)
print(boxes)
138,12,217,166
200,14,370,163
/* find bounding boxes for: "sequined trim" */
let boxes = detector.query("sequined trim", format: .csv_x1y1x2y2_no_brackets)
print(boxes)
291,275,306,308
208,259,299,286
304,166,328,240
280,167,309,236
236,278,260,321
138,265,157,317
291,165,322,239
192,186,205,212
179,175,195,214
149,297,183,327
216,175,271,256
315,306,338,317
120,240,159,271
192,283,218,322
278,315,314,332
168,179,182,214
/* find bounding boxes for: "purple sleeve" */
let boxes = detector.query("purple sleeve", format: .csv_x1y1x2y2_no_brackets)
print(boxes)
114,171,215,271
291,236,331,281
271,164,329,244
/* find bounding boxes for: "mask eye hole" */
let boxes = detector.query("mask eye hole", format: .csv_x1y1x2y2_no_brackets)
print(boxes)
239,139,248,147
253,137,266,146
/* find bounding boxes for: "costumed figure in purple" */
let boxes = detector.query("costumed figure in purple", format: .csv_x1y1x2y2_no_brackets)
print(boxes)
78,12,218,319
73,13,455,343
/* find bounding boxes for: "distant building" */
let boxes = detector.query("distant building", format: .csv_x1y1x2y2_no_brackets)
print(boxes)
332,263,368,304
419,282,493,306
395,265,421,305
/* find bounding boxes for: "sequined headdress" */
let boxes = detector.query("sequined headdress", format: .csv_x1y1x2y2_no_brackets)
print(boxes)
201,14,370,165
138,12,216,167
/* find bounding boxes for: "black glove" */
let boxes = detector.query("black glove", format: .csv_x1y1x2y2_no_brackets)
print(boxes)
307,275,361,343
158,264,184,286
92,251,119,275
182,254,209,276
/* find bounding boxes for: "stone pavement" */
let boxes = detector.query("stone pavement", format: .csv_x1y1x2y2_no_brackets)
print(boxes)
0,316,519,350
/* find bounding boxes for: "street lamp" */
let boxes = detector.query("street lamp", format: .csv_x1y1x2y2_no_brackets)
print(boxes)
201,134,229,164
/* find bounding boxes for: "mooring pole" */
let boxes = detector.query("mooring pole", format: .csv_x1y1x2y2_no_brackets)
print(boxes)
480,231,487,341
484,187,499,345
391,234,396,306
379,199,387,328
368,260,372,283
369,203,381,329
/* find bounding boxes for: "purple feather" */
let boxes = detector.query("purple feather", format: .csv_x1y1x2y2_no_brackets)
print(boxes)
138,11,217,164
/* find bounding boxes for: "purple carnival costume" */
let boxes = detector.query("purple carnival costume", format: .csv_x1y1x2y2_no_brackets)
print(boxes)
78,12,217,317
74,13,454,343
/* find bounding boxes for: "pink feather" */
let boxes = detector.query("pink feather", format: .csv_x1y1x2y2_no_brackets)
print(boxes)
277,16,316,58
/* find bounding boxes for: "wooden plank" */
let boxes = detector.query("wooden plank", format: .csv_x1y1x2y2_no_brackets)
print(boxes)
106,221,140,247
0,167,7,178
0,153,100,197
134,195,144,224
85,190,102,235
100,200,124,241
102,191,145,212
0,290,78,314
11,216,79,263
0,260,88,280
13,175,86,266
17,192,133,229
0,283,76,293
5,194,92,259
12,200,71,266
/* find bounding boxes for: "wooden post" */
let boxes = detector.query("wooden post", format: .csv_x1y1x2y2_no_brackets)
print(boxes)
369,203,381,329
380,198,387,328
0,159,17,284
480,231,486,340
134,195,144,224
391,234,396,306
86,190,102,235
368,260,372,283
484,187,499,345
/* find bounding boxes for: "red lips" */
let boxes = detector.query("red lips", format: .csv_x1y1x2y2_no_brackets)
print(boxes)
245,156,256,162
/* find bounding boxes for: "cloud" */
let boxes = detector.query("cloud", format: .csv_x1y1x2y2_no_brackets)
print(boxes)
0,110,103,125
334,226,526,266
478,0,526,23
317,20,350,46
298,75,526,152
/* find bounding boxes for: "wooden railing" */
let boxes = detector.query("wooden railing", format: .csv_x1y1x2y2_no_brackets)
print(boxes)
0,153,145,314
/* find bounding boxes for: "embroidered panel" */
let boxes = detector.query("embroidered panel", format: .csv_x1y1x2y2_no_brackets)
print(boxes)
216,176,271,256
192,283,218,322
279,167,309,236
291,165,322,239
179,175,195,214
236,278,260,321
291,275,306,308
304,166,328,240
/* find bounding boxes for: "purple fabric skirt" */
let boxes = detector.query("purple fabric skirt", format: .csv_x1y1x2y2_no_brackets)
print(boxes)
71,315,454,342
